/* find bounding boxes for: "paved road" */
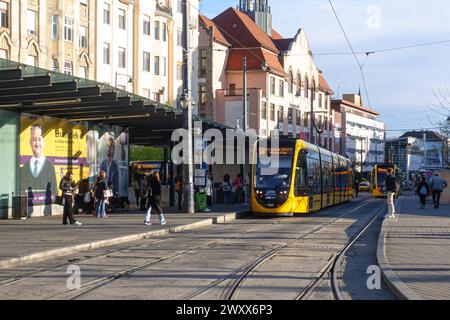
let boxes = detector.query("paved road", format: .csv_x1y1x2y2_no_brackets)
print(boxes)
0,196,386,300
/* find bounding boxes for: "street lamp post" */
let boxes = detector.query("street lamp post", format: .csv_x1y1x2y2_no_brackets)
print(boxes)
243,56,248,205
180,92,195,214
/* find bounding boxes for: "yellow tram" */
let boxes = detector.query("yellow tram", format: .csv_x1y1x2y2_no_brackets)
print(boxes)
251,138,354,214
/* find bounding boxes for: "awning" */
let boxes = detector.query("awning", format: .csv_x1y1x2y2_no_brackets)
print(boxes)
0,58,231,147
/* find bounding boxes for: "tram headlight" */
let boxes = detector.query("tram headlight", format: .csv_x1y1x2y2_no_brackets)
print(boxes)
278,190,289,200
255,189,264,199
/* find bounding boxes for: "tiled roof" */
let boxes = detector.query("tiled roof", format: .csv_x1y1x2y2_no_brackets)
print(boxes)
332,99,380,116
273,38,294,52
199,15,231,47
319,73,334,94
271,29,284,40
226,48,286,77
213,7,279,54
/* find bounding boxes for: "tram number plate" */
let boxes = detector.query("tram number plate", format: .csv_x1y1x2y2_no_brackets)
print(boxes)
266,202,274,208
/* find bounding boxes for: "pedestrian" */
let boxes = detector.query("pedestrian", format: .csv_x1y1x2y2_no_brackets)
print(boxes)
384,168,398,219
144,171,154,224
417,176,430,210
175,177,183,210
94,170,108,218
145,171,166,226
59,171,82,226
139,174,148,211
205,173,213,212
223,174,232,205
429,172,448,209
133,174,141,207
354,179,360,197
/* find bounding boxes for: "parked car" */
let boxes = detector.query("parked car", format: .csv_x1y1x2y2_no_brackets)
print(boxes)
359,181,371,192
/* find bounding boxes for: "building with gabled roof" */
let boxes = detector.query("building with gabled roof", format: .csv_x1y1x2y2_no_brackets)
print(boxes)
198,0,337,151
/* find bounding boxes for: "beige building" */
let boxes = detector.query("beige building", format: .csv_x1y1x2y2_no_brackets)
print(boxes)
0,0,96,79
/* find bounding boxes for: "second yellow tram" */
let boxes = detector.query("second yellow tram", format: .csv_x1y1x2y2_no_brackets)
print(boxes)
251,138,354,214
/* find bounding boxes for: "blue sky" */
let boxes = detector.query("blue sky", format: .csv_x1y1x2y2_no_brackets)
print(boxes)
200,0,450,137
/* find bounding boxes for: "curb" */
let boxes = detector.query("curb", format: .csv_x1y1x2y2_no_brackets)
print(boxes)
376,199,422,300
0,211,251,270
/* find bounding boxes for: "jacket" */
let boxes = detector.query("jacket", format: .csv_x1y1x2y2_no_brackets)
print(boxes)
94,179,108,200
59,178,74,196
417,181,430,196
429,176,448,192
385,175,397,193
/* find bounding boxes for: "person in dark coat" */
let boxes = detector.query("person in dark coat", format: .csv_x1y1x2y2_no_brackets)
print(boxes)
94,170,108,218
59,171,82,226
144,172,166,226
417,176,431,210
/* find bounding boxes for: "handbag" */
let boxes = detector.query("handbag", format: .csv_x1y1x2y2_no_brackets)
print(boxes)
103,189,113,198
84,192,91,203
419,186,428,196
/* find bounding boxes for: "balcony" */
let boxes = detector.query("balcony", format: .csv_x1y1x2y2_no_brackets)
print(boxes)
155,1,172,18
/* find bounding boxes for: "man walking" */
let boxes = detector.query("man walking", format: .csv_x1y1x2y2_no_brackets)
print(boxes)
385,168,398,219
429,173,448,209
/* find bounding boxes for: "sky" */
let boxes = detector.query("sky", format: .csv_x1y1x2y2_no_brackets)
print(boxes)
199,0,450,137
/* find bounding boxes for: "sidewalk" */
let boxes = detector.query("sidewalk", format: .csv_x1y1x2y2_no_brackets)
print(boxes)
0,204,249,270
377,192,450,300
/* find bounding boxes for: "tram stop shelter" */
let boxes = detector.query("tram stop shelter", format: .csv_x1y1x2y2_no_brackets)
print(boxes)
0,59,230,219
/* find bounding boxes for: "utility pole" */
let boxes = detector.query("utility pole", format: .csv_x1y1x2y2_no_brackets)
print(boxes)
243,56,249,205
182,0,194,214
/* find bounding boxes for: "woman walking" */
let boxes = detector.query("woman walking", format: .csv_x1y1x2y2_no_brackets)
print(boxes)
145,172,166,226
59,171,82,226
417,176,431,210
94,171,108,218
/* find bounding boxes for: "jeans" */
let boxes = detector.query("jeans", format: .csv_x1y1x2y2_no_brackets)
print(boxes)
62,195,76,225
96,199,106,218
224,191,232,205
432,191,442,206
387,192,396,216
145,206,166,224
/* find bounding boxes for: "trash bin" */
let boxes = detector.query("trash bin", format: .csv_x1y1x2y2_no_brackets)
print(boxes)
196,192,207,212
12,192,28,220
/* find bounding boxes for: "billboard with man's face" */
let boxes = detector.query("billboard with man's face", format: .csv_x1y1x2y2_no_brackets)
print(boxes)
19,116,89,205
19,115,129,207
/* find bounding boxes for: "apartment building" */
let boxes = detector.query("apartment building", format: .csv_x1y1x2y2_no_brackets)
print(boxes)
0,0,96,79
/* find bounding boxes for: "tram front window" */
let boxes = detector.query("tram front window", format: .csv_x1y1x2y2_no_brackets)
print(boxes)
377,172,387,192
254,144,294,208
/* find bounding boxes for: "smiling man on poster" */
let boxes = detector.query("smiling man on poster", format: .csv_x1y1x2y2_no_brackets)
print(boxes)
100,136,120,196
20,124,57,198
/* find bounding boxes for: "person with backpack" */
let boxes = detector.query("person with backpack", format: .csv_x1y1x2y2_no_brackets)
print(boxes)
417,176,431,210
429,172,448,209
384,168,398,219
145,171,166,226
59,171,82,226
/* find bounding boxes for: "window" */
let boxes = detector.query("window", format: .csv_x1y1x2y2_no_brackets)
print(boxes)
51,58,58,72
51,16,58,39
162,22,166,41
199,85,207,106
103,3,110,24
27,10,37,35
103,43,110,64
143,15,151,35
154,55,160,75
118,9,126,29
296,74,302,95
64,61,73,75
118,47,126,68
79,66,87,78
154,21,160,40
319,93,323,108
296,110,301,125
154,92,160,102
26,55,37,66
143,51,150,72
304,78,309,98
261,102,267,120
177,0,182,13
162,57,167,76
199,49,207,77
80,0,88,4
229,84,236,95
0,2,8,28
79,25,87,48
279,80,284,97
0,48,7,59
288,108,293,124
177,29,182,47
177,63,182,80
270,77,275,95
270,104,275,121
288,71,293,94
64,17,73,41
294,151,307,196
142,89,151,98
278,106,284,122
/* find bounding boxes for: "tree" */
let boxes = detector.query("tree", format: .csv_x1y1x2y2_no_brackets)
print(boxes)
130,145,164,162
427,87,450,167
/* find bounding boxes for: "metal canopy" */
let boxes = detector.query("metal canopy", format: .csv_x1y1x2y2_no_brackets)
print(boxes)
0,58,231,147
